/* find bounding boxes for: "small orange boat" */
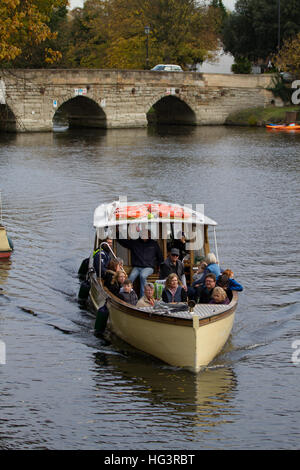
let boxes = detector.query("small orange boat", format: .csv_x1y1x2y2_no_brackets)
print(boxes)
266,123,300,131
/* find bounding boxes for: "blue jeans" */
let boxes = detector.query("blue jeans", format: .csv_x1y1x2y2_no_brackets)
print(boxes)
129,267,154,297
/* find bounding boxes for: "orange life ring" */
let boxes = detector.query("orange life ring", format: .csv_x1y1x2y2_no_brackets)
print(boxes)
158,204,191,219
115,205,148,220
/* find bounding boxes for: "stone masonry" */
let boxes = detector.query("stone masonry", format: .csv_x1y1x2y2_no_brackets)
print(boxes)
0,69,275,132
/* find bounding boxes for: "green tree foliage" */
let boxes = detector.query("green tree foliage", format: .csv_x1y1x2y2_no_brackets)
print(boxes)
62,1,109,68
231,57,252,74
60,0,222,69
210,0,227,25
222,0,300,63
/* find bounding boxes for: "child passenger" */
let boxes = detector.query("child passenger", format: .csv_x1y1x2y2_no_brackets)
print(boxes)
118,279,138,305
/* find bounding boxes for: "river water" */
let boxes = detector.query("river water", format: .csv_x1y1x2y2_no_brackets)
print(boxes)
0,125,299,450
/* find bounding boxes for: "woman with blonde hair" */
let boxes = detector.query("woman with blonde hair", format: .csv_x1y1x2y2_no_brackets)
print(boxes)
162,273,187,303
108,269,127,296
209,286,230,305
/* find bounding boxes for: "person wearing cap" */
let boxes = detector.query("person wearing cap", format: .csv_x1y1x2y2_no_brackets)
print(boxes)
167,231,187,260
159,248,187,288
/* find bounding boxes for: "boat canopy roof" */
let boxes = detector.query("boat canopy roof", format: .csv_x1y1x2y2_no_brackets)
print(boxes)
93,200,217,228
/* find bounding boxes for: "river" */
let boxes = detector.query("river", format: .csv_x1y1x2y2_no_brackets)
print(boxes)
0,125,299,450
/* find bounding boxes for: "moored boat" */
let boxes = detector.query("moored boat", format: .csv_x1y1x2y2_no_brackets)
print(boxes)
0,194,13,258
80,199,238,372
0,225,13,258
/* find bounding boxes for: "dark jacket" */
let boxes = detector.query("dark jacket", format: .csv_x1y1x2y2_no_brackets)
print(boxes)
119,289,138,305
103,269,115,288
118,238,163,269
106,279,123,297
159,257,185,281
195,286,214,304
93,248,111,277
162,286,187,303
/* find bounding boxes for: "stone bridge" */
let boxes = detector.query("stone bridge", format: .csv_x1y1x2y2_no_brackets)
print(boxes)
0,69,275,132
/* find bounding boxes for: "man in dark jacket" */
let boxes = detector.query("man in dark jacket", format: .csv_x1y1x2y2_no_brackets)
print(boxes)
195,273,216,303
118,231,164,297
159,248,187,287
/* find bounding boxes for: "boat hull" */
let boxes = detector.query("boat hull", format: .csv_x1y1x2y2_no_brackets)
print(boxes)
266,124,300,131
0,226,12,258
89,272,237,372
108,301,236,372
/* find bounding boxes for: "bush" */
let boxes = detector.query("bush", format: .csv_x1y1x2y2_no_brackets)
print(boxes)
231,57,252,74
267,74,293,105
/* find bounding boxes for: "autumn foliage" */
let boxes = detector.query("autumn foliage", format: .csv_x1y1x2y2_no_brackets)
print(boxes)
0,0,68,64
275,32,300,77
0,0,225,69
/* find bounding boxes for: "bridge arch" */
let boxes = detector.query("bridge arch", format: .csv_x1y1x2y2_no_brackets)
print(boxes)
147,95,197,126
0,104,17,132
53,95,106,129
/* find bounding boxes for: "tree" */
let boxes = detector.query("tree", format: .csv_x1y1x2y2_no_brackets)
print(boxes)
58,0,222,69
275,32,300,76
222,0,300,63
61,2,109,68
0,0,69,66
104,0,222,69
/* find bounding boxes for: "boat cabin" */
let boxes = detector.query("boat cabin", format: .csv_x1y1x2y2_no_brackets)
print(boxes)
93,200,219,289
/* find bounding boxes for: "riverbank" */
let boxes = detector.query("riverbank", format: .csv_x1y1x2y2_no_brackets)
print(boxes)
225,105,300,127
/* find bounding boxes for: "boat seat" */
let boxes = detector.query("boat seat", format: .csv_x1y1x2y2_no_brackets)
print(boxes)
146,273,160,283
122,266,159,282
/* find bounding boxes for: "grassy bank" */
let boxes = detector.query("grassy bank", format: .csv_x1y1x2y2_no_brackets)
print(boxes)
225,105,300,127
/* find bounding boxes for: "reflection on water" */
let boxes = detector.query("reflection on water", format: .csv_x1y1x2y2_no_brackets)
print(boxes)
0,125,299,449
94,349,237,431
0,259,11,287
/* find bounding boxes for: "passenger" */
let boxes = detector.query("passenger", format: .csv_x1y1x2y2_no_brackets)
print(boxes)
162,273,187,303
192,261,208,283
209,287,230,305
109,270,127,297
118,279,138,305
93,237,113,277
221,269,243,291
193,253,221,287
167,231,187,260
195,273,216,304
216,273,230,291
103,259,123,290
118,229,163,297
136,283,156,308
159,248,187,289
